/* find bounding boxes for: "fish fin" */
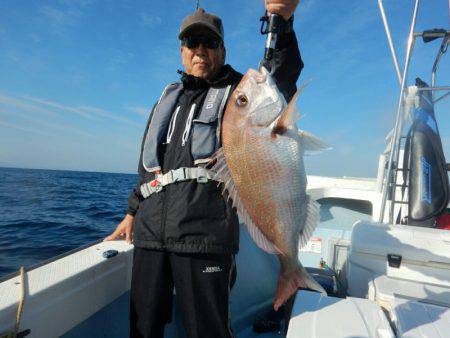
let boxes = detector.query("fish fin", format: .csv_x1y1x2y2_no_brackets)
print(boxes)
210,148,229,181
274,256,327,311
272,95,300,135
211,148,280,254
272,81,310,135
305,271,327,295
298,195,320,250
273,272,327,311
242,205,280,254
298,130,332,154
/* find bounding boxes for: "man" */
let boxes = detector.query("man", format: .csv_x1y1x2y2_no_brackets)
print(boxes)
105,1,302,337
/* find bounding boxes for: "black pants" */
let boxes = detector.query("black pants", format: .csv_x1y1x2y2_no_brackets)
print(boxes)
130,247,236,338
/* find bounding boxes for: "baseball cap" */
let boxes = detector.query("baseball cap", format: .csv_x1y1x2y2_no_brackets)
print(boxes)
178,8,224,41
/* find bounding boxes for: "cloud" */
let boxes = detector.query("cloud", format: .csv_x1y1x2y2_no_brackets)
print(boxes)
0,94,58,116
0,108,94,138
0,120,49,137
57,0,93,6
40,5,83,27
20,95,95,119
140,13,162,27
39,0,94,30
2,51,20,64
107,49,135,71
125,106,151,117
29,33,42,44
0,92,142,128
79,105,141,127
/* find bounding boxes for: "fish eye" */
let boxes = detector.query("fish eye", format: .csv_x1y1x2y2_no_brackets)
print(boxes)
236,94,248,107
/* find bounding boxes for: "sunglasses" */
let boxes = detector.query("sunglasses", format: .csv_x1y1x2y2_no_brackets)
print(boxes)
181,35,222,49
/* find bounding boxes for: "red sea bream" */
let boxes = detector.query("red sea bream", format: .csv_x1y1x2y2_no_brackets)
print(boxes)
212,67,329,310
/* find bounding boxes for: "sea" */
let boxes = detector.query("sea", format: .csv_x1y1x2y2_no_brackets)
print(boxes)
0,167,137,279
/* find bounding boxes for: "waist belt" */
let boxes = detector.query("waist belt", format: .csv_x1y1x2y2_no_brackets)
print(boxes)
140,167,215,198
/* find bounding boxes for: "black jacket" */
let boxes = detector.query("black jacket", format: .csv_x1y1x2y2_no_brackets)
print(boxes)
127,31,303,254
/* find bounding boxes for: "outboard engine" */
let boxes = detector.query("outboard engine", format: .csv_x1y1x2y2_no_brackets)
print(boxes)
403,78,449,227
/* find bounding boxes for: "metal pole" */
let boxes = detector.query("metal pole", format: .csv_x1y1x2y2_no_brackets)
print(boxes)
434,91,450,104
431,37,449,99
417,86,450,91
379,0,420,223
378,0,402,85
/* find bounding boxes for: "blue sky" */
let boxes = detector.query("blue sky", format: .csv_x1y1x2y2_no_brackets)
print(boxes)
0,0,449,177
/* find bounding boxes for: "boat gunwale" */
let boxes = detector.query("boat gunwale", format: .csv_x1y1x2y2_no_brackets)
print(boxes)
0,238,105,284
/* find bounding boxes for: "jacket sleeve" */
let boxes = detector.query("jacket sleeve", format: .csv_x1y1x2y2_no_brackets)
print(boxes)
126,104,156,216
270,30,304,103
126,186,141,216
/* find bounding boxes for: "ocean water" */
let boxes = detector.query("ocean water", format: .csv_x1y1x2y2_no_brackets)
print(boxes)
0,167,137,279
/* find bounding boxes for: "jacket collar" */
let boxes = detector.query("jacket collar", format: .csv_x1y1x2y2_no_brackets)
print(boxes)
178,65,241,90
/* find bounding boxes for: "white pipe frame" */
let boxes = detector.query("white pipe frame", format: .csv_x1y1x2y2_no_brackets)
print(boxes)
378,0,420,223
377,0,402,85
431,35,449,101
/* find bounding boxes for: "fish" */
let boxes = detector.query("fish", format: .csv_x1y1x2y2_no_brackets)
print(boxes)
211,67,329,311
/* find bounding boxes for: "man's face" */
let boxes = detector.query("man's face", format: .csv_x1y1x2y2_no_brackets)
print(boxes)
181,29,226,81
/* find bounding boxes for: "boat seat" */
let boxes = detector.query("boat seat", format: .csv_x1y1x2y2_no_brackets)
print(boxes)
347,221,450,299
369,275,450,309
287,290,394,338
390,298,450,337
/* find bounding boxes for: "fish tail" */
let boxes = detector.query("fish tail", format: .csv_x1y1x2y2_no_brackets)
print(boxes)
273,258,327,311
305,270,327,295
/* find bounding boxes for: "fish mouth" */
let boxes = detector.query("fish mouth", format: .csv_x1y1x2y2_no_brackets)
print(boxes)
252,71,267,84
247,68,267,84
242,67,286,127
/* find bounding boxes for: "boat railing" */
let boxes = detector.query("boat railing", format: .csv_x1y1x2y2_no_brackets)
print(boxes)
377,0,450,224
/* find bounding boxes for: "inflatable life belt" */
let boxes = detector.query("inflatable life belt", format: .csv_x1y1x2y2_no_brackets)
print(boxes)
403,78,449,227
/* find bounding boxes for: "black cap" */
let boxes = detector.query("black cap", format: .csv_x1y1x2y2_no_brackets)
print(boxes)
178,8,224,41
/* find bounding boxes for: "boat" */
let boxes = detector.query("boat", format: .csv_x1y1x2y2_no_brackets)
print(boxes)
1,0,449,337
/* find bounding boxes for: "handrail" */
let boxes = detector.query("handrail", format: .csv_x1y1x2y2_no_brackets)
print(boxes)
377,0,402,85
431,35,449,99
378,0,420,223
417,86,450,91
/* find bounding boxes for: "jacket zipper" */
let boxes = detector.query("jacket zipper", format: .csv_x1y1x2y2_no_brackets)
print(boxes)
161,93,199,247
160,102,187,246
160,186,168,248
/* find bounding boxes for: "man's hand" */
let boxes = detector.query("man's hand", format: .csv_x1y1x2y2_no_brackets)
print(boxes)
264,0,299,20
104,214,134,244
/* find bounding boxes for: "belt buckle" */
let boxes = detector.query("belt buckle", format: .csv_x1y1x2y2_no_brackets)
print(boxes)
150,179,162,192
171,168,186,182
197,175,208,183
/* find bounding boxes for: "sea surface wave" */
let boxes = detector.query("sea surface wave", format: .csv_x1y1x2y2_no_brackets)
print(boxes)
0,167,136,279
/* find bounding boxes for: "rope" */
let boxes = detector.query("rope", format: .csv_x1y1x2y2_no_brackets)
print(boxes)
0,266,25,338
181,103,196,147
14,267,25,337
